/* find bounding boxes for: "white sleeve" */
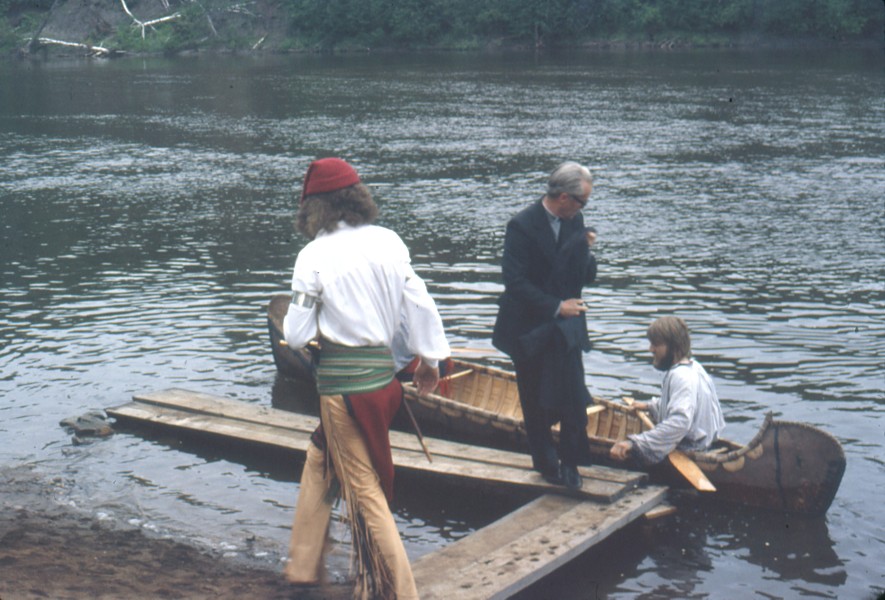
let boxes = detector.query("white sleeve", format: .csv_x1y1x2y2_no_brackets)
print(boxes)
282,251,321,349
646,396,662,422
283,302,317,349
629,371,697,464
401,265,450,367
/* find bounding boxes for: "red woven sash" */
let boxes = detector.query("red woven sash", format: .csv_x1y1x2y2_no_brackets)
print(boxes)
345,378,403,502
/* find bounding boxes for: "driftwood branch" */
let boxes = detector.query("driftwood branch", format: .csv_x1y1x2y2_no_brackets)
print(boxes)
120,0,180,38
144,14,181,27
205,12,219,37
35,37,118,56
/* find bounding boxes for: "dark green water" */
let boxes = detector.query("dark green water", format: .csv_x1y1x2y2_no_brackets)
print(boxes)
1,49,883,598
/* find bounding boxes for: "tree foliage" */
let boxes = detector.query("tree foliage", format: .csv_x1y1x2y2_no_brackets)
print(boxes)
283,0,882,49
2,0,882,54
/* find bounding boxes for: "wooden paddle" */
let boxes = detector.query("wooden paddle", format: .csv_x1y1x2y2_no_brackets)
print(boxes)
623,396,716,493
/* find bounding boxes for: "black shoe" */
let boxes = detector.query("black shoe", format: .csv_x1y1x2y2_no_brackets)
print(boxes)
561,465,582,491
541,464,564,486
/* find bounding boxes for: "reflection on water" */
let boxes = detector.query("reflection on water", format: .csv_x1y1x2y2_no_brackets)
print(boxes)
1,49,883,598
517,500,846,599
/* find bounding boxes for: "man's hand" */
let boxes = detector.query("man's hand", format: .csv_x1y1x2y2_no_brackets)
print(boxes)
585,229,597,247
559,298,588,318
610,440,633,461
413,360,440,396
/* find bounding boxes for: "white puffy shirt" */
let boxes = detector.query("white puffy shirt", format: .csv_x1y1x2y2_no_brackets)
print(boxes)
629,360,726,464
283,222,450,367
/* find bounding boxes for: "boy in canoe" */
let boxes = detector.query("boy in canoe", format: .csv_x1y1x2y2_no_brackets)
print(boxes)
610,316,725,464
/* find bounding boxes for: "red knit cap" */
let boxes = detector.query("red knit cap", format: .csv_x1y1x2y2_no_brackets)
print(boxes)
300,158,361,204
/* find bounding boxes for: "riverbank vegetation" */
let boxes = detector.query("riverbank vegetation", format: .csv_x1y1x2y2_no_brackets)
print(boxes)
2,0,883,57
285,0,883,50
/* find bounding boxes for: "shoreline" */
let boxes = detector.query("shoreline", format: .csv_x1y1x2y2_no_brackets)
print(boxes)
0,464,349,600
7,35,882,61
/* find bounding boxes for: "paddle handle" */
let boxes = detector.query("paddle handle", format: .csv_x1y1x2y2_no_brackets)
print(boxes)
636,410,656,431
623,396,656,431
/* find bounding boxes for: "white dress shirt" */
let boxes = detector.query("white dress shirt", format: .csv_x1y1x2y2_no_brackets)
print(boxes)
283,222,450,367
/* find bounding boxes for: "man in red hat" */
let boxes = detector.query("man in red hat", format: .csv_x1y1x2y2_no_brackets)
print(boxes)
282,157,449,599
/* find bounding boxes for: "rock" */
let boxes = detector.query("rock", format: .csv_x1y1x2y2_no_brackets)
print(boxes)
59,411,114,438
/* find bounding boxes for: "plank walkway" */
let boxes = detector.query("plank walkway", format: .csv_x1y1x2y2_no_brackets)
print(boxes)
110,388,648,502
412,486,667,599
108,388,668,598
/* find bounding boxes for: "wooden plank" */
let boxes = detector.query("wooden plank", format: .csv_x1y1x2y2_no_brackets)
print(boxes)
110,403,314,452
112,388,670,597
114,400,625,502
119,389,647,488
119,388,648,487
643,503,677,520
419,437,645,487
412,485,668,599
109,390,647,502
133,388,319,433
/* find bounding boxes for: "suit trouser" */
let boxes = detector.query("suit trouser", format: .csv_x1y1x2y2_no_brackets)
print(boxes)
514,357,559,471
285,394,418,600
514,356,588,469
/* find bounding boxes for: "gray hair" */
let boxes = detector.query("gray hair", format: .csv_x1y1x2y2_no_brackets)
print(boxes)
546,161,593,198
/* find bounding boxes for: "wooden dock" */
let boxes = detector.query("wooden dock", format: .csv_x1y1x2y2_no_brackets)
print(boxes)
412,487,666,599
108,389,668,597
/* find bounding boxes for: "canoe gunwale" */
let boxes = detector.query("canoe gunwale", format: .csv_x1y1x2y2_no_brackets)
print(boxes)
685,413,774,466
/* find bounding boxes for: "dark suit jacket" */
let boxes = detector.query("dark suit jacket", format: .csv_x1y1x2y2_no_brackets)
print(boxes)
492,198,597,360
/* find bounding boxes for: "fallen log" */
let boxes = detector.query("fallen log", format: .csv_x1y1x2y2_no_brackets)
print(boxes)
33,38,119,57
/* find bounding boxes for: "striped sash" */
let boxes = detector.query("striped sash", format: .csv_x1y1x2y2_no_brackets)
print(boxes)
316,340,395,396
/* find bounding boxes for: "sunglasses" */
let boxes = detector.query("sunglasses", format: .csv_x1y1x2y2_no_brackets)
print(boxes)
568,193,588,208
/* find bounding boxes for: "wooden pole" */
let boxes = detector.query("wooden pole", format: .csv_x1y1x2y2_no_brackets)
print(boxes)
402,397,433,463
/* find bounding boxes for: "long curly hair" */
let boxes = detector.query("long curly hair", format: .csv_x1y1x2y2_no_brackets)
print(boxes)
296,183,379,240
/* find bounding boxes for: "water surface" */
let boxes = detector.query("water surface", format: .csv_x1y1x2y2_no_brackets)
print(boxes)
1,49,883,598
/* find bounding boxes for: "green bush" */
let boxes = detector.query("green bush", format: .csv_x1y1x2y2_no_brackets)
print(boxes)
0,17,20,54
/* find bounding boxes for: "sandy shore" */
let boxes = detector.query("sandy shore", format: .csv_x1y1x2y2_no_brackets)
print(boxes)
0,465,350,600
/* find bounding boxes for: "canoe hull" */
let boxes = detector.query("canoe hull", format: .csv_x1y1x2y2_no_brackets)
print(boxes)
266,296,845,515
267,294,316,382
685,417,845,516
402,363,845,516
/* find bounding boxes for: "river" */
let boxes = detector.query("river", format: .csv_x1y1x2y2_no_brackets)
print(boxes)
1,48,883,599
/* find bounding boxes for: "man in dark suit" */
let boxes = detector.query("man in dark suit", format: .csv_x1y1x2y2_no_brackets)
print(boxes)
492,161,597,490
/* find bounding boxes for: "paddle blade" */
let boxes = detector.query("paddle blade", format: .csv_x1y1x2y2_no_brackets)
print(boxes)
669,450,717,492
